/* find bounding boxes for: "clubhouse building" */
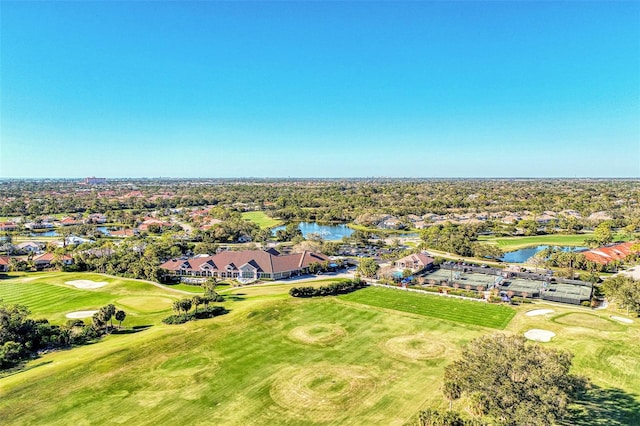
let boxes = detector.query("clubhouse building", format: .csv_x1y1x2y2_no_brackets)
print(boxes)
160,249,329,283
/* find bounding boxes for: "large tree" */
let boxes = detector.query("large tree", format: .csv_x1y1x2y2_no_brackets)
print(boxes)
443,334,586,426
601,275,640,316
356,257,379,278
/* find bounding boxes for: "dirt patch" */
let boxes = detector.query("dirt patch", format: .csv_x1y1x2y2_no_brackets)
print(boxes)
383,334,446,361
288,324,347,346
524,329,556,342
270,364,376,420
65,310,98,319
526,309,554,317
65,280,108,289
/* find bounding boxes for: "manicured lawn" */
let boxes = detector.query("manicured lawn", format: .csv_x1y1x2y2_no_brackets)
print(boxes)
339,286,515,329
0,272,179,326
348,223,417,235
0,295,478,425
1,273,640,425
241,211,283,229
479,232,628,251
479,233,593,250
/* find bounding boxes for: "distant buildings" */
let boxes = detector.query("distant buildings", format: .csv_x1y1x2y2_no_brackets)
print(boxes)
83,177,107,185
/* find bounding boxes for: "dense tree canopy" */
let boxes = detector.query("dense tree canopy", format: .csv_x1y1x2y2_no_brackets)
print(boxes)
443,334,586,426
601,275,640,316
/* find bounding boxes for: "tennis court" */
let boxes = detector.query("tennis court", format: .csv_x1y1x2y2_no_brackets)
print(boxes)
541,283,592,305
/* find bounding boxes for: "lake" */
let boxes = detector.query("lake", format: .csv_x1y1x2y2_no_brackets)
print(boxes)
29,226,111,238
501,245,587,263
272,222,354,241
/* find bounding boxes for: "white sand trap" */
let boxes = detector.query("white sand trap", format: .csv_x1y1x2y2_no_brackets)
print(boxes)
526,309,555,317
65,310,98,319
611,316,634,324
524,329,556,342
66,280,108,289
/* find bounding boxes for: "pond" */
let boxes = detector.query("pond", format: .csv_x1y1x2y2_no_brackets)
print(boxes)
29,226,112,238
272,222,354,241
501,245,587,263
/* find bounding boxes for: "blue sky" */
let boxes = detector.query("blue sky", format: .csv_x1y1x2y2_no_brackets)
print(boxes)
1,1,638,178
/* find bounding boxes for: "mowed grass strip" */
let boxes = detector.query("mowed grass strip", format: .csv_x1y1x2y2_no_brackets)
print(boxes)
339,287,515,329
479,232,628,251
0,281,114,316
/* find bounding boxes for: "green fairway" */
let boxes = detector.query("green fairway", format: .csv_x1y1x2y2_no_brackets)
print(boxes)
0,272,180,326
1,273,640,425
339,286,515,329
241,211,283,229
479,232,628,251
480,233,592,250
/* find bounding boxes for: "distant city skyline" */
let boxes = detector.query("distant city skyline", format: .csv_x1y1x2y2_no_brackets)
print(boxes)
1,1,639,178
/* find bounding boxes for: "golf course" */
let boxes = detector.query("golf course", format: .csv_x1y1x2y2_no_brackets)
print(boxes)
1,272,639,425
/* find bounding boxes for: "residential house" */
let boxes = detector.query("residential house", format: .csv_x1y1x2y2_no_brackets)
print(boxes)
160,249,329,284
24,221,54,230
0,221,18,231
535,213,557,225
587,211,613,222
377,215,403,230
111,229,138,237
34,252,74,269
394,252,435,273
16,241,44,254
86,213,107,224
56,235,92,247
60,217,80,226
138,218,172,231
0,256,9,272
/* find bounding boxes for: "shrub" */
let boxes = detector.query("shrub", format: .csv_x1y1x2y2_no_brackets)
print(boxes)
162,306,228,324
289,279,367,298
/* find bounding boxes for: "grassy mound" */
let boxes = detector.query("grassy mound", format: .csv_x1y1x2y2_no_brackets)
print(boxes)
288,323,347,346
384,334,447,361
269,364,377,420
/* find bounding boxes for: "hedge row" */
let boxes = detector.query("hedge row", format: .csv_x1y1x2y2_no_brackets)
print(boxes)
162,306,228,324
289,279,367,298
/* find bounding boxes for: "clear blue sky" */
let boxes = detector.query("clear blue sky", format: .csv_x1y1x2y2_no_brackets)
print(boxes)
1,1,639,178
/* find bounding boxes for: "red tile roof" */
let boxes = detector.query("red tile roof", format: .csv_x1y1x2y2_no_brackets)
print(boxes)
583,241,637,265
111,229,137,237
0,256,9,266
34,253,73,263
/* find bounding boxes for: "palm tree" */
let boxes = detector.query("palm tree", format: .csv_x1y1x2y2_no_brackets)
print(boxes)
192,295,203,313
115,310,126,328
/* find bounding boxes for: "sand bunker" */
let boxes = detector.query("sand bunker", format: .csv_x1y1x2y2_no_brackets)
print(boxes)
524,329,556,342
526,309,555,317
288,324,347,346
384,334,446,361
611,316,634,324
270,364,376,420
66,279,108,289
65,310,98,319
